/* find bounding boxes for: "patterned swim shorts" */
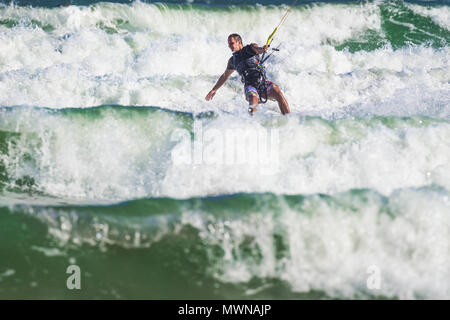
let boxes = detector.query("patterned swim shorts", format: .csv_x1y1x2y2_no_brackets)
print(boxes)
244,81,277,102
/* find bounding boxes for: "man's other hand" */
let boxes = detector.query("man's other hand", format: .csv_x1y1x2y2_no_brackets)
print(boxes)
205,90,216,101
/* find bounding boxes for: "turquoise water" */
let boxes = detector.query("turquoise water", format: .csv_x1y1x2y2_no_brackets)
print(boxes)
0,0,449,299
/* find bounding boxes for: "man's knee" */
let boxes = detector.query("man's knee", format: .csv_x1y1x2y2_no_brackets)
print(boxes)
274,86,287,100
269,86,282,101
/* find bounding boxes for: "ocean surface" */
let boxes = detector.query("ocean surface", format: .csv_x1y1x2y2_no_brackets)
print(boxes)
0,0,449,299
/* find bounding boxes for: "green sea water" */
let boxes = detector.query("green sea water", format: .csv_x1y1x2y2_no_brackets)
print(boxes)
0,0,449,299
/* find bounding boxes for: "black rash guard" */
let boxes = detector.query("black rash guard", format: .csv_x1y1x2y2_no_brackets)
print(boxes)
226,44,266,88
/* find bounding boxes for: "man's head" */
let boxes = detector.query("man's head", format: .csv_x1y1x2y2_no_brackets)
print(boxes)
228,33,243,52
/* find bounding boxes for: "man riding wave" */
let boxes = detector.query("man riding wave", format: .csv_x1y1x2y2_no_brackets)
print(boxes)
205,33,290,115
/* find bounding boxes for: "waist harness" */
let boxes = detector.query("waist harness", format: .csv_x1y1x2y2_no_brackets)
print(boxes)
232,46,269,103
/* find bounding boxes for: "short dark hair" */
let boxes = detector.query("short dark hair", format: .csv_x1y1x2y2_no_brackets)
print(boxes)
228,33,242,44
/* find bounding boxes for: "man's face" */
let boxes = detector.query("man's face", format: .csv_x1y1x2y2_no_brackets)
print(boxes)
228,37,243,52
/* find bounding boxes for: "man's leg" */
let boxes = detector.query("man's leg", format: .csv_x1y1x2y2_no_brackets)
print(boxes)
267,84,290,115
245,85,260,115
248,95,259,114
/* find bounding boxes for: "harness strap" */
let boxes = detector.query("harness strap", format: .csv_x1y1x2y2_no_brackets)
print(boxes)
258,83,268,104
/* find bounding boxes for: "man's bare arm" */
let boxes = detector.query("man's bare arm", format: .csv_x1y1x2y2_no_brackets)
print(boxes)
205,69,234,101
251,43,268,55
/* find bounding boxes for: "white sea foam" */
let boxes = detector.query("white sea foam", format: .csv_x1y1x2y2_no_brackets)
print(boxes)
0,107,184,200
163,115,450,198
0,1,447,118
407,3,450,30
11,186,450,299
1,107,449,201
183,187,450,299
1,0,449,301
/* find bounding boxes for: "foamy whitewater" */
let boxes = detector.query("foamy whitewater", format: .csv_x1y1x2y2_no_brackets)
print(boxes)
0,0,449,299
